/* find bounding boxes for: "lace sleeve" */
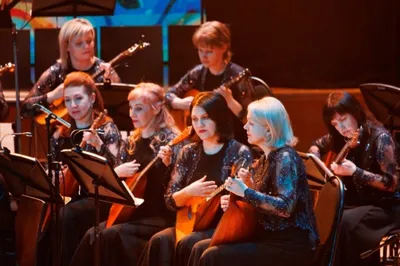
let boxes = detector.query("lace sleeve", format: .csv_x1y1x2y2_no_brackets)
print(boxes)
310,134,332,156
21,66,61,116
164,144,192,211
353,132,398,192
243,150,299,218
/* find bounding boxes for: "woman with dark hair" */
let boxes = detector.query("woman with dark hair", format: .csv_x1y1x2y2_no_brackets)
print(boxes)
166,21,254,144
70,82,183,266
309,91,400,266
37,71,124,266
137,92,253,266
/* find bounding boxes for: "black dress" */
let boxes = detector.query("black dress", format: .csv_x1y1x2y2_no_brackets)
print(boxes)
312,121,400,266
188,146,319,266
137,139,253,266
70,127,181,266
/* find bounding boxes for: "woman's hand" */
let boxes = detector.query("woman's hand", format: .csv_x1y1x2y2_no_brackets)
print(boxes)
47,83,64,104
215,86,234,103
114,160,141,178
171,96,194,110
184,176,217,197
220,194,230,212
330,159,357,176
225,177,248,197
158,145,172,166
237,167,254,187
99,62,119,82
83,131,104,152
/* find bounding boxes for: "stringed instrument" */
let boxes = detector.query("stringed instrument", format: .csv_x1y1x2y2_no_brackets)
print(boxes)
35,39,150,125
0,62,15,76
175,157,251,244
170,68,252,130
105,126,194,228
210,158,257,246
41,111,108,232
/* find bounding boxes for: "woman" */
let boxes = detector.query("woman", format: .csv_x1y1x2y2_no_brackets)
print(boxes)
37,71,123,266
137,91,253,266
70,82,183,266
166,21,254,145
22,18,120,116
189,96,318,266
309,91,400,266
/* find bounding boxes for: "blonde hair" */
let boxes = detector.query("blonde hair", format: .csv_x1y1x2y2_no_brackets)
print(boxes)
58,18,95,69
127,82,179,154
192,21,232,62
248,97,297,148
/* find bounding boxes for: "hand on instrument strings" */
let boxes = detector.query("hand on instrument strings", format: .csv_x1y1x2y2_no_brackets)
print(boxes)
220,194,230,212
171,96,194,110
225,177,248,198
158,145,172,166
330,159,357,177
184,176,217,197
237,167,254,187
99,62,119,82
215,86,234,103
47,83,64,104
83,131,103,152
114,160,141,178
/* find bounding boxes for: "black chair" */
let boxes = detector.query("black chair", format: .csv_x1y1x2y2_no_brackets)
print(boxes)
298,152,345,266
250,76,274,99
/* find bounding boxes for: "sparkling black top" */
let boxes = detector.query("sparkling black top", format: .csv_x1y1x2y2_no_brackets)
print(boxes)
21,58,120,117
243,146,319,247
312,121,399,207
165,139,253,211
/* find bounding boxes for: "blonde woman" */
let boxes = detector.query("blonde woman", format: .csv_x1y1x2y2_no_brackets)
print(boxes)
70,82,183,266
22,18,120,116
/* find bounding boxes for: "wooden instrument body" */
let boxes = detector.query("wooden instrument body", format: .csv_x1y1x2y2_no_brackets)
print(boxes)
175,194,221,244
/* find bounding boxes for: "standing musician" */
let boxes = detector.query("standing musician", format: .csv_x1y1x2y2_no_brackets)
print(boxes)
70,82,183,266
21,18,120,116
188,96,318,266
37,71,124,266
137,92,253,266
309,91,400,266
166,21,254,145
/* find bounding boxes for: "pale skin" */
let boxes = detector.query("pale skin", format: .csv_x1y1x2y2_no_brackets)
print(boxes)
170,44,243,117
114,95,171,178
310,112,359,176
47,32,119,104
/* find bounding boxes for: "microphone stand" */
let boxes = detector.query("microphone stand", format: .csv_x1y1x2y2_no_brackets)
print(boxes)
11,21,22,152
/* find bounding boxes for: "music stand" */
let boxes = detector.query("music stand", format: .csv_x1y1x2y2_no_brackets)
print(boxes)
96,82,136,131
60,148,142,266
359,83,400,131
31,0,116,17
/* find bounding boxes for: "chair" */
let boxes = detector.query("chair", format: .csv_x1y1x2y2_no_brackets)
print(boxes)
250,76,275,99
15,194,47,266
298,152,345,266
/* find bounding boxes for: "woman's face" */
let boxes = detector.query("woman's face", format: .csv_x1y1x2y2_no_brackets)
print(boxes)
64,85,95,124
191,106,218,142
244,112,268,146
330,112,359,139
129,97,156,130
197,44,226,69
67,31,95,63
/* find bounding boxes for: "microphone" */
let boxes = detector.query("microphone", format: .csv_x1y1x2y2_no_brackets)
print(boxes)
33,103,71,128
0,132,33,150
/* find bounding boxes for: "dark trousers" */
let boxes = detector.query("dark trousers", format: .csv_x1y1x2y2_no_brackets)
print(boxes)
335,205,400,266
137,227,215,266
70,217,171,266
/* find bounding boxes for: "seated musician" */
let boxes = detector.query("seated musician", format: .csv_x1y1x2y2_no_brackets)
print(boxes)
37,71,124,266
21,18,120,117
166,21,254,145
137,92,253,266
187,96,318,266
309,91,400,266
70,82,184,266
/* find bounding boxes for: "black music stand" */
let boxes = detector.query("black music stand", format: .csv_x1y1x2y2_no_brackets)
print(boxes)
31,0,116,17
60,148,142,266
359,83,400,132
